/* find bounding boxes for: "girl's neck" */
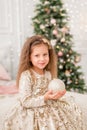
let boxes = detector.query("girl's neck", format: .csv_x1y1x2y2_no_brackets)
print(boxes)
31,67,45,75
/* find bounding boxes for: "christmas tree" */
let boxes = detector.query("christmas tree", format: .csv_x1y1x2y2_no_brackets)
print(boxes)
32,0,87,93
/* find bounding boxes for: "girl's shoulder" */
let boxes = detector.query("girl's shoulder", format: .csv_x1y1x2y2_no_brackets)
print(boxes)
20,70,32,79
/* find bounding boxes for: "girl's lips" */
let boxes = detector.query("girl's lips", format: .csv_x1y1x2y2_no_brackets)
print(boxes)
39,63,46,66
39,62,45,64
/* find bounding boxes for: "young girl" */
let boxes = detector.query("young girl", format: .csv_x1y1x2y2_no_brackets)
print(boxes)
3,35,83,130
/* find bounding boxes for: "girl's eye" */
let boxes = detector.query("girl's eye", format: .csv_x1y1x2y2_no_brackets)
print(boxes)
44,53,48,56
35,54,39,57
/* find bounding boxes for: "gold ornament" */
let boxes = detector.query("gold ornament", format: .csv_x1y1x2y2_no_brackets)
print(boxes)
61,37,65,42
56,45,59,49
61,26,69,34
44,8,50,14
75,55,81,63
65,70,70,77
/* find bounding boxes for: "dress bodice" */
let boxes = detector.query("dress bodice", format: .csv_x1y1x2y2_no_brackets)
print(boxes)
18,70,51,108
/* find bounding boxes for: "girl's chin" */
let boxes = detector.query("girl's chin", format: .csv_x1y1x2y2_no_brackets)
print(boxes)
39,65,47,69
38,65,46,69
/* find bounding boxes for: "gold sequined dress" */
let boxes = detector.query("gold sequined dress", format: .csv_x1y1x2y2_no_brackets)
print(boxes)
3,70,83,130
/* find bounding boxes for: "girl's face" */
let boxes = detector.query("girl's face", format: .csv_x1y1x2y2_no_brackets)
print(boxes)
30,43,49,74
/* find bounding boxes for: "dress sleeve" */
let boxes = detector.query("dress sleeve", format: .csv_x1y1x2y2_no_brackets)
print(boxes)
19,71,46,108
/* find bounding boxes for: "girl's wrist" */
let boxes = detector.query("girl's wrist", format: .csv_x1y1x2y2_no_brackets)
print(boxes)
44,95,48,101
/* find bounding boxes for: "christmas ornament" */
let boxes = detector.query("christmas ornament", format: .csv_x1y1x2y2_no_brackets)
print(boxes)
44,8,50,14
56,45,59,49
65,70,70,77
61,37,65,42
52,29,58,35
40,25,45,30
66,54,69,57
67,59,70,62
51,39,56,46
61,26,69,33
48,78,65,93
50,19,56,25
60,59,64,63
44,1,49,5
67,80,72,84
58,51,63,57
75,55,81,63
59,65,63,69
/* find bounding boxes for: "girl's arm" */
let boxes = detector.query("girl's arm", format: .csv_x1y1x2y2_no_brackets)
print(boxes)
19,71,46,108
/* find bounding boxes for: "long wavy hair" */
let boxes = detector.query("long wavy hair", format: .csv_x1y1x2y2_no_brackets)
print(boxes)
16,35,57,87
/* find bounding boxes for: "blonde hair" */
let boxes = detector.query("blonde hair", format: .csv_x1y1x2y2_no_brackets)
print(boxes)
16,35,57,87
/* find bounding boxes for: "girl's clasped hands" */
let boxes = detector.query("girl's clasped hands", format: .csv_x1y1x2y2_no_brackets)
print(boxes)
44,89,66,101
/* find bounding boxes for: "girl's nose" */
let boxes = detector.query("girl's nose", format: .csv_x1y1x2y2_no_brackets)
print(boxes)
40,56,44,60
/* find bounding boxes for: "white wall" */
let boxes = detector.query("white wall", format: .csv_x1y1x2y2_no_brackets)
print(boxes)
0,0,22,78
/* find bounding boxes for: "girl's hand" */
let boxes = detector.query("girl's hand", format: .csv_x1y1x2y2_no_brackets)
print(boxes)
51,89,66,100
44,90,53,101
44,89,66,101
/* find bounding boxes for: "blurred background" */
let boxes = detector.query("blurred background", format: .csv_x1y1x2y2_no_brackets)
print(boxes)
0,0,87,86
